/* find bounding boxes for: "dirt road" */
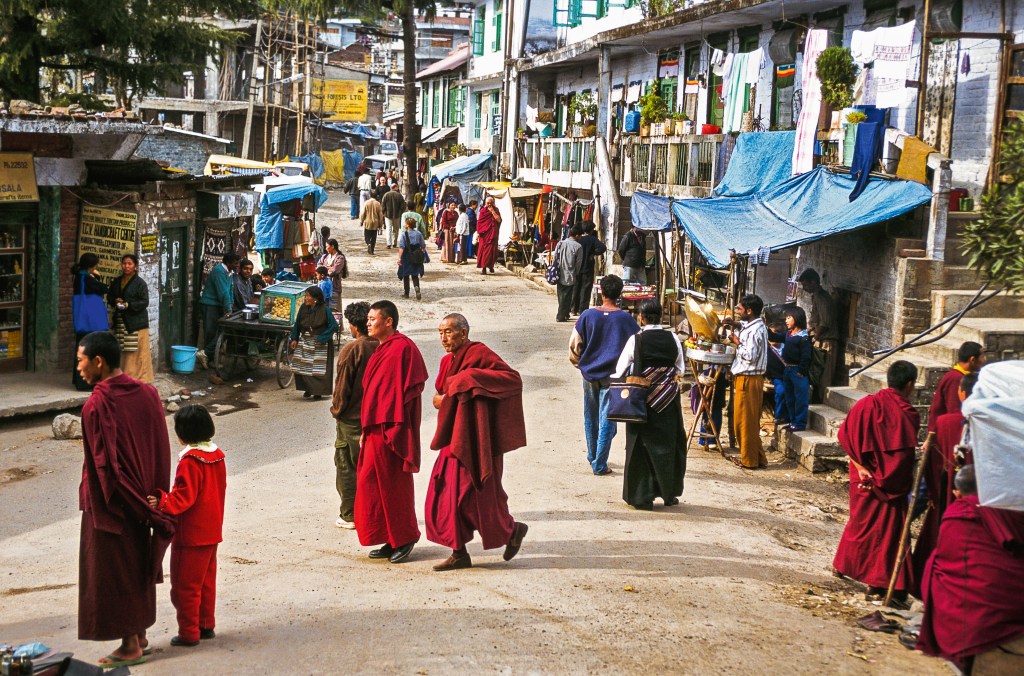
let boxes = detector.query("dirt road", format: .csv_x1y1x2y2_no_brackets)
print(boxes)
0,196,946,674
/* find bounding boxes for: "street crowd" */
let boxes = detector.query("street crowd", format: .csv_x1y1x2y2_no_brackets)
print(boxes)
65,185,1024,673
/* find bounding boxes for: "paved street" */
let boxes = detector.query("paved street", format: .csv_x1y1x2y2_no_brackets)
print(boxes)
0,198,945,674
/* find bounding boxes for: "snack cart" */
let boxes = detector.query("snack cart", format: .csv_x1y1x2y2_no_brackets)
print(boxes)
213,281,309,387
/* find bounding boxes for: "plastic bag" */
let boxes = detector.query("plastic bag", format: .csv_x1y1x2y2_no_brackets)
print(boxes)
962,360,1024,511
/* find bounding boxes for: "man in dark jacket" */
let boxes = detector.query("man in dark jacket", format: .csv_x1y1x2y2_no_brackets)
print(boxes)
571,220,607,316
380,184,407,249
616,225,647,284
197,253,239,369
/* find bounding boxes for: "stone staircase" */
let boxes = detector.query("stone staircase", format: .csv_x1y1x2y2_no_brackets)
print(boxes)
779,213,1024,472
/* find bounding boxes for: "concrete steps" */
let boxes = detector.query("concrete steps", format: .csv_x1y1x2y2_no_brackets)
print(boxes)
808,404,846,438
777,427,848,473
903,317,1024,363
824,386,868,414
942,265,986,291
930,289,1024,324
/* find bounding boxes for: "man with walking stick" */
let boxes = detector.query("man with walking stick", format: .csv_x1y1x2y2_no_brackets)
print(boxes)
831,360,920,608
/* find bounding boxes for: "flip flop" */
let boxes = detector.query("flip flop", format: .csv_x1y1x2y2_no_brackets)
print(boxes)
142,645,154,656
98,654,147,669
728,455,748,469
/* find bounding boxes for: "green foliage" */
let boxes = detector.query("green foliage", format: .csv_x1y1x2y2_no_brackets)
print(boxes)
962,121,1024,292
567,91,597,124
0,0,261,107
845,111,867,124
47,91,112,112
639,89,667,126
816,47,857,110
639,0,684,19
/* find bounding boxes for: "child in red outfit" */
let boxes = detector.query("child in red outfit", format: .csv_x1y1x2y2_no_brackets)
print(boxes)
147,404,226,648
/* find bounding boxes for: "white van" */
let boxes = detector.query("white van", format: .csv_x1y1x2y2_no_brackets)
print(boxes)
363,154,400,175
377,140,400,157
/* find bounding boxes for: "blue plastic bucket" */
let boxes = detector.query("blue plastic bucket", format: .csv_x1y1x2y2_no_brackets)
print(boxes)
170,345,199,374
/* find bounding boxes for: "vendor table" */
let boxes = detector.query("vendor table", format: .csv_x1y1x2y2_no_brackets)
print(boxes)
685,346,735,452
215,312,295,387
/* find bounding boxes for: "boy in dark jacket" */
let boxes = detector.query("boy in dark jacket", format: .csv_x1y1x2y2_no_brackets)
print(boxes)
148,405,227,648
769,307,813,431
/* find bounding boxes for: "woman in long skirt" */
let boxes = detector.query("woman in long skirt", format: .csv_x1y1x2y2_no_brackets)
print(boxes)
612,299,687,510
439,200,458,263
107,253,154,383
289,286,339,400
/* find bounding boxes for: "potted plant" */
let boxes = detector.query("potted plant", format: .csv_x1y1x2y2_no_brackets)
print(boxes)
816,47,857,112
582,123,598,137
670,111,690,136
567,92,598,136
639,89,667,137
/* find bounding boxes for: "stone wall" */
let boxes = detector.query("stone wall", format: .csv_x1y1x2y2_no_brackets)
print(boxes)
133,133,227,176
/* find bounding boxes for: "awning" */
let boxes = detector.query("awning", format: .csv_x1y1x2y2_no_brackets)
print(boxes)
630,131,934,268
416,44,470,80
430,153,494,181
254,183,329,251
421,127,458,144
204,154,273,176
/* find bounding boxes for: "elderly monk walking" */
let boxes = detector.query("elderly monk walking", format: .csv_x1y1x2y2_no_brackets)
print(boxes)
425,314,529,571
832,360,920,606
355,300,428,563
75,331,174,669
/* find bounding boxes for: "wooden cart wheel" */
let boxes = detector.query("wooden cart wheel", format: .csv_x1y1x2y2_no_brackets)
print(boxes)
276,338,294,388
214,333,233,377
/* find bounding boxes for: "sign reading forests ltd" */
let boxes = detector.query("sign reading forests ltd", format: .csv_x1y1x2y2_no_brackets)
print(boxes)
0,153,39,203
78,206,139,283
312,79,369,121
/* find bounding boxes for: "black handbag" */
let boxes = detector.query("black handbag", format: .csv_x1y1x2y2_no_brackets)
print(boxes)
607,332,649,423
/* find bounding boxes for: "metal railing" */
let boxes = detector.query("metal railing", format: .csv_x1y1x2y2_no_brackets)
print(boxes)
519,137,596,174
623,134,725,195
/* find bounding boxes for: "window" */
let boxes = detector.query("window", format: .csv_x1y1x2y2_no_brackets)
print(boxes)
490,90,501,135
419,85,426,125
471,8,485,56
474,93,483,139
492,5,503,52
447,86,465,126
432,81,440,128
683,45,700,121
554,0,633,25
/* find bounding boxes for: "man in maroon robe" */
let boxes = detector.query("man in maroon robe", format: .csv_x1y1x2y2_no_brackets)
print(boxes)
917,464,1024,672
912,372,977,584
425,313,529,571
926,340,984,432
355,300,428,563
76,331,174,668
832,360,920,603
475,195,501,275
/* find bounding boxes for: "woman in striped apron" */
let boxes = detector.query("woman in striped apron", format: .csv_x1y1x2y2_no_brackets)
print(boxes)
289,286,339,400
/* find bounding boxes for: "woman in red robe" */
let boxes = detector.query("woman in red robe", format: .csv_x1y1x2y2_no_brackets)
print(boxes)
475,196,501,275
832,361,920,602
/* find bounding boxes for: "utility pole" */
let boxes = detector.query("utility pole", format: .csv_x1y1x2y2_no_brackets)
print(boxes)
241,17,264,160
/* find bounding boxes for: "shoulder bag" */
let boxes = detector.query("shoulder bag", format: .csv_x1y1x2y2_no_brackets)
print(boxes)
545,246,560,285
72,274,110,333
607,332,649,423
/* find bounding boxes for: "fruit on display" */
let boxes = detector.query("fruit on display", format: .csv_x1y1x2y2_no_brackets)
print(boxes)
266,296,292,321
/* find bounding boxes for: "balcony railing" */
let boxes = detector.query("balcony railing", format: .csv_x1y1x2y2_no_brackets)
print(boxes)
621,134,725,197
517,137,596,190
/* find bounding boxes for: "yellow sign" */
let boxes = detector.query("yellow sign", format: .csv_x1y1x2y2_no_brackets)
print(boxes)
0,153,39,203
312,79,369,121
78,206,139,283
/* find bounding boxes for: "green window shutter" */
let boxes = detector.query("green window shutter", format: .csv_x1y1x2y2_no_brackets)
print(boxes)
471,10,485,56
553,0,572,26
578,0,601,21
447,87,465,126
474,93,483,139
432,83,440,127
568,0,582,26
492,13,503,52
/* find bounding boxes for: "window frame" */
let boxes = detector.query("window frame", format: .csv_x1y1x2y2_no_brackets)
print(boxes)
471,8,485,56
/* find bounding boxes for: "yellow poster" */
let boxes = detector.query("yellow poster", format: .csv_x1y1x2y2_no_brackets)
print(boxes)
0,153,39,203
78,206,139,283
312,79,369,121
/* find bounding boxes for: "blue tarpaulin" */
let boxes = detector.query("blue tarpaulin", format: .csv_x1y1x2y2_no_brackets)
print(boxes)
321,122,380,139
254,183,330,251
630,132,933,268
713,131,795,197
430,153,493,182
288,153,325,179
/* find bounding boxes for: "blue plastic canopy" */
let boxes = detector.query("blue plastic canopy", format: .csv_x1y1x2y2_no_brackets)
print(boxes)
288,153,325,179
254,183,329,251
430,153,494,182
713,131,795,197
630,132,933,269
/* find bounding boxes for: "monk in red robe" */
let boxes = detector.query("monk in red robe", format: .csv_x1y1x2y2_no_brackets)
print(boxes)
912,372,977,585
917,464,1024,673
832,360,920,604
475,195,501,275
926,340,984,432
75,331,174,669
425,313,529,571
356,300,428,563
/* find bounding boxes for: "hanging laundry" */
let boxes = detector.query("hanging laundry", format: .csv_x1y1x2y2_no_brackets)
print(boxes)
895,136,937,184
710,48,726,72
744,48,764,84
752,246,771,265
871,22,915,80
961,51,971,76
626,80,643,103
849,106,887,201
714,52,734,78
850,30,875,66
793,29,830,175
722,52,749,133
850,21,915,109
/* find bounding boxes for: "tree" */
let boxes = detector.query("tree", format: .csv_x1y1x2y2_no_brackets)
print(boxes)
0,0,260,108
962,121,1024,292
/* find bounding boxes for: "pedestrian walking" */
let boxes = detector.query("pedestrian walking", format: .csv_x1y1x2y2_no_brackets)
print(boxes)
475,196,501,274
569,275,639,475
357,170,373,212
75,331,173,669
147,404,226,649
455,204,470,264
397,217,427,300
330,302,379,530
465,199,478,259
439,200,458,263
360,193,384,255
571,220,606,315
553,225,583,322
317,239,347,308
107,253,155,383
613,300,687,510
289,286,339,400
380,183,406,248
616,225,647,284
356,301,428,563
425,313,529,571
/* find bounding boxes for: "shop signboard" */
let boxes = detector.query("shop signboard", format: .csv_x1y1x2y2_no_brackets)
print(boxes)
312,79,369,121
0,153,39,203
77,206,139,283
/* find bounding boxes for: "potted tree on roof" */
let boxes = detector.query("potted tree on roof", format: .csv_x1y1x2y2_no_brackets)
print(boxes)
639,89,667,137
568,91,598,137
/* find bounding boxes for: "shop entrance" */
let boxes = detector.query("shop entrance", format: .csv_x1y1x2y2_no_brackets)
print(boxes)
0,206,34,373
159,222,188,364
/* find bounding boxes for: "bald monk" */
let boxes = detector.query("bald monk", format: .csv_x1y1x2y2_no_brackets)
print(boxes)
832,360,920,605
917,465,1024,673
355,300,427,563
75,331,174,668
912,372,977,584
425,313,529,571
927,341,984,432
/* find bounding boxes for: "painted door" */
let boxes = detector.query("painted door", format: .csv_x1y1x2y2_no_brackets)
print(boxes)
159,225,187,363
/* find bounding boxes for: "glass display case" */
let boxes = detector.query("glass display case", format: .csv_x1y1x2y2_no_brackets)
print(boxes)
0,220,26,370
259,281,309,325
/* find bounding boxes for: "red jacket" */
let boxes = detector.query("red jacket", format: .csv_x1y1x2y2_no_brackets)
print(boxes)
157,445,227,547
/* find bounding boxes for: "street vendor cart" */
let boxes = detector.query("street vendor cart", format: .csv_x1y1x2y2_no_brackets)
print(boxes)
684,344,735,451
212,281,312,387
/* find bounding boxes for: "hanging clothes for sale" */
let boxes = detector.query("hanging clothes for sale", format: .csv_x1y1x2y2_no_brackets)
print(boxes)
848,106,887,202
793,29,829,175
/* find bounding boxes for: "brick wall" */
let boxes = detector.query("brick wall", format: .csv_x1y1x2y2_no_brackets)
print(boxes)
57,188,83,370
133,134,227,176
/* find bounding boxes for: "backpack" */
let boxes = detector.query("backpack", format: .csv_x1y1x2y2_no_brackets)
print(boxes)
545,247,560,285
